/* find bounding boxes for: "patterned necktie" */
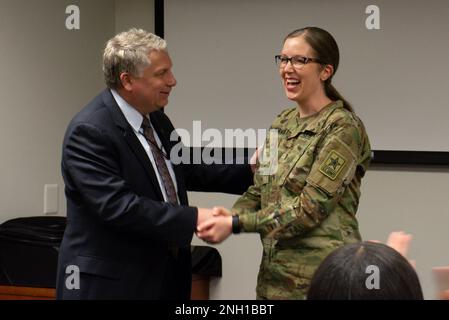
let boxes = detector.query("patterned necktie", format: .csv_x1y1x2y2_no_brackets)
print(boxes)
141,117,178,204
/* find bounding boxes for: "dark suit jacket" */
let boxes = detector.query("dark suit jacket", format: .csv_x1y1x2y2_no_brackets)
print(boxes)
56,89,253,299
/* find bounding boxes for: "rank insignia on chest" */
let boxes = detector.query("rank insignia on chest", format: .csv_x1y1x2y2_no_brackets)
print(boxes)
319,150,346,180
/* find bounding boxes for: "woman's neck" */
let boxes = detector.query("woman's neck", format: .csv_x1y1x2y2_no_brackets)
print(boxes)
297,95,333,118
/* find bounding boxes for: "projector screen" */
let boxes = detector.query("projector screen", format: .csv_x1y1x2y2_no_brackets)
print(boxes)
164,0,449,152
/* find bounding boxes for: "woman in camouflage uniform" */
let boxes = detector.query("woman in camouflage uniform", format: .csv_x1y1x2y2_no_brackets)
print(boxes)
198,27,372,299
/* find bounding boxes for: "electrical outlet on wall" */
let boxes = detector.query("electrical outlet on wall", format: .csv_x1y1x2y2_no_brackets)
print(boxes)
44,184,58,215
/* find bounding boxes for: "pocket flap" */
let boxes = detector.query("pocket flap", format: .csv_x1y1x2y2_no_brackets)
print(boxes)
74,255,124,280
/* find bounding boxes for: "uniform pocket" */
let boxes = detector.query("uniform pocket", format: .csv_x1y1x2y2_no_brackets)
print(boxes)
262,238,277,263
283,162,311,195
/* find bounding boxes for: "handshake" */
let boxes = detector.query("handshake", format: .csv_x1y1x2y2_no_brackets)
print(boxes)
194,148,259,244
196,207,234,244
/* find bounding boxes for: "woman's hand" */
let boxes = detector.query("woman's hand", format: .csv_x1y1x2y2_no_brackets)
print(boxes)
196,211,232,244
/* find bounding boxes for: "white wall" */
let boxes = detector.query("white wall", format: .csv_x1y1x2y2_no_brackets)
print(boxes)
115,0,154,34
0,0,155,224
0,0,115,222
165,0,449,152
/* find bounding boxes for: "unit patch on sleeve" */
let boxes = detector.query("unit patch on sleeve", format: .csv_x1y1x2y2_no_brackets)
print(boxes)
319,150,347,180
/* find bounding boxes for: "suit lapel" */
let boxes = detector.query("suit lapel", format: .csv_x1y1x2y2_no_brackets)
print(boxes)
102,90,164,201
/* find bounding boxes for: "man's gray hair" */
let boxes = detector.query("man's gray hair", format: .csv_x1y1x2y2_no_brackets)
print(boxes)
103,28,167,89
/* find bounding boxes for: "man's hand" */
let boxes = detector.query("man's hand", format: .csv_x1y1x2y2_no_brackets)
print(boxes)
197,215,232,244
197,208,213,229
370,231,416,268
440,289,449,300
212,206,232,217
386,231,412,258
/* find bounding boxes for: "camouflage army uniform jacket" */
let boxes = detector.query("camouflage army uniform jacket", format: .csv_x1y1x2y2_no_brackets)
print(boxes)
232,100,371,299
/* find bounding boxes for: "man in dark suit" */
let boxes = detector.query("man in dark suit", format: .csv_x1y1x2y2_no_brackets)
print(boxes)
56,28,253,299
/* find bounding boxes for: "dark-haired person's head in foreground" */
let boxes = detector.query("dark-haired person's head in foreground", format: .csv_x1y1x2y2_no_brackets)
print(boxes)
307,241,424,300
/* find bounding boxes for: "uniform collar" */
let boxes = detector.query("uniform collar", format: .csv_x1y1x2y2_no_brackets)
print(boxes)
287,100,344,139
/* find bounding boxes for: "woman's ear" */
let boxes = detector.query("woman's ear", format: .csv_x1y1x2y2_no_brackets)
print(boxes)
320,64,334,82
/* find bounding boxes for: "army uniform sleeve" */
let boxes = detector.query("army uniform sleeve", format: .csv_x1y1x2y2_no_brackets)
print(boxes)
232,147,270,216
232,110,289,219
232,184,261,216
238,121,362,240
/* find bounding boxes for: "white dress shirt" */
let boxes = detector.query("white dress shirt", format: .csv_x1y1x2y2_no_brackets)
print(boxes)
110,89,179,202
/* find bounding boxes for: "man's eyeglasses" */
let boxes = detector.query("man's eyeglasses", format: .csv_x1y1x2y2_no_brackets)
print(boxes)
275,55,325,69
